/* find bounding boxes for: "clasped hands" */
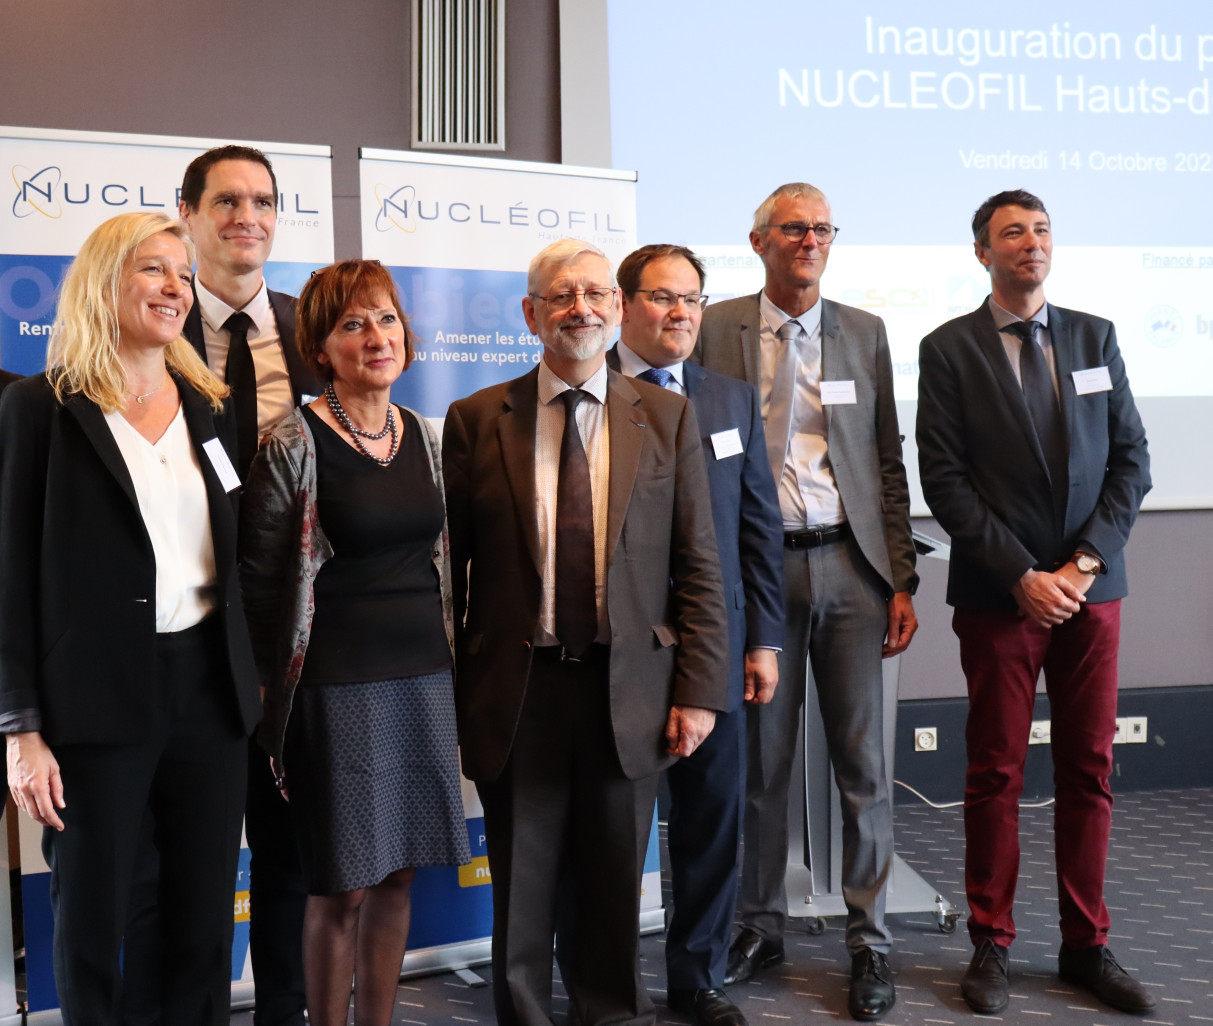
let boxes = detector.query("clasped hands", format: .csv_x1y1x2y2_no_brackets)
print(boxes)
1013,562,1096,627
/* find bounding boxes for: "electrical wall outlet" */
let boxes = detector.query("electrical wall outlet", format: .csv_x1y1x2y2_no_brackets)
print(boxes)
914,727,938,752
1028,720,1051,745
1114,716,1148,744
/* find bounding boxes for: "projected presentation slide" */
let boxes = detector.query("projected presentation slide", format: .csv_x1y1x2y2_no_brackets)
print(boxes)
608,0,1213,506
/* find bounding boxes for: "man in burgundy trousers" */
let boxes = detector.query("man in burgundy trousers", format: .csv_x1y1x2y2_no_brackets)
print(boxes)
916,189,1154,1017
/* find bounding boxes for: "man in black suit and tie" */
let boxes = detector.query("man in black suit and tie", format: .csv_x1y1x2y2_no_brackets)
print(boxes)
695,184,918,1022
178,146,321,475
917,189,1153,1016
443,238,729,1026
122,146,319,1026
180,146,320,1026
607,244,783,1026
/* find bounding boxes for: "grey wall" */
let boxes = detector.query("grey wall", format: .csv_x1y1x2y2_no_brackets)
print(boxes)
0,0,561,257
899,509,1213,699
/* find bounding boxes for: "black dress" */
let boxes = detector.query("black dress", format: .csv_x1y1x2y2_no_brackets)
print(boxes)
284,407,470,895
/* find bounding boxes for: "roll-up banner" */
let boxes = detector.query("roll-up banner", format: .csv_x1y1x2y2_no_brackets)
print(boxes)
1,126,333,1021
358,150,660,973
0,125,333,374
359,148,638,418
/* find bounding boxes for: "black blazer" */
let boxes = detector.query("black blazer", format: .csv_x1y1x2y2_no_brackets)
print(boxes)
0,369,20,395
183,286,320,409
606,347,784,710
917,299,1151,611
0,374,261,745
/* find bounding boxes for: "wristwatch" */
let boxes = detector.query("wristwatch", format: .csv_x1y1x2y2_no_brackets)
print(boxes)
1074,553,1102,575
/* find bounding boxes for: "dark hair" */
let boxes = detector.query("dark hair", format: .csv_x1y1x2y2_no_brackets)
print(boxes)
971,189,1048,246
296,261,416,380
180,145,278,211
616,244,706,297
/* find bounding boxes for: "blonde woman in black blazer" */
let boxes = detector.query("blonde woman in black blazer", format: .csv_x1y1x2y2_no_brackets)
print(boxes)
0,212,260,1025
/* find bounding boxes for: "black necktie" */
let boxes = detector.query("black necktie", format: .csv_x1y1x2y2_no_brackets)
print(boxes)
1007,320,1068,506
223,311,259,476
555,389,597,658
637,367,673,389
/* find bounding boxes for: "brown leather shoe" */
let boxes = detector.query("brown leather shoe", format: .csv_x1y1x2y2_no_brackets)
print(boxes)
722,929,784,986
961,940,1009,1014
1059,944,1156,1014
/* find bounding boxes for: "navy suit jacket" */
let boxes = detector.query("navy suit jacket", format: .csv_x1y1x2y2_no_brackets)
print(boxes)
607,346,784,710
917,299,1151,611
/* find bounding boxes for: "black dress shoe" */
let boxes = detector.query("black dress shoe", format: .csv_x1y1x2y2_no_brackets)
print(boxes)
961,940,1009,1014
1059,944,1156,1014
848,948,895,1021
723,928,784,986
667,987,748,1026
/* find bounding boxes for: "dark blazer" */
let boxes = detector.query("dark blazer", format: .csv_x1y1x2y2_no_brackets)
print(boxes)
0,369,20,395
694,292,918,596
916,299,1151,611
442,365,730,783
0,374,261,744
183,286,320,409
606,346,783,710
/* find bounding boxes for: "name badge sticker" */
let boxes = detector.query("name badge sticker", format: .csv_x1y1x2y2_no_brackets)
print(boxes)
203,438,241,493
1072,366,1113,395
820,380,857,405
711,427,744,460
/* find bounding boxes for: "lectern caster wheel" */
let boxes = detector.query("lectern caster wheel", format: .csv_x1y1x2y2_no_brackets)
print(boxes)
937,912,959,934
806,916,825,936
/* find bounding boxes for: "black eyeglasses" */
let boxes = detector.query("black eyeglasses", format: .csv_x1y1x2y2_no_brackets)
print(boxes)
633,289,709,310
760,222,839,243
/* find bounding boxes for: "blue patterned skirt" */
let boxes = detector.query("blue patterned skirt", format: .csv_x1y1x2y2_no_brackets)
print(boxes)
283,669,471,895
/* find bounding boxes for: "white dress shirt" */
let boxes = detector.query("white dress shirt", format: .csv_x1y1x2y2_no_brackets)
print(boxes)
534,359,611,646
194,278,295,433
104,405,216,632
759,292,844,530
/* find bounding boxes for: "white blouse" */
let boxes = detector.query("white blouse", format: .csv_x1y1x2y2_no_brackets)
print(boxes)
104,405,217,633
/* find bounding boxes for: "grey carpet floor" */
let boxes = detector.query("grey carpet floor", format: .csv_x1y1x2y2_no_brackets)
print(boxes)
232,785,1213,1024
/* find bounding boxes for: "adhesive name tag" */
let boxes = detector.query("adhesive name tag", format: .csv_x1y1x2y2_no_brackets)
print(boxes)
1071,366,1112,395
820,380,857,405
202,438,241,492
711,427,744,459
301,393,320,405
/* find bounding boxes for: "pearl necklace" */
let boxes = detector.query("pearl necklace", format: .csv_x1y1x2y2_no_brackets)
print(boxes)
324,382,399,465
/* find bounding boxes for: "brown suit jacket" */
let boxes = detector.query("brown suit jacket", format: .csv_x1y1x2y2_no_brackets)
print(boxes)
442,365,729,783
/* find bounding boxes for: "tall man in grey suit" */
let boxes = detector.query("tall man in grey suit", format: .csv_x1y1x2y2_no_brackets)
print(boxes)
609,245,784,1026
443,239,730,1026
695,183,918,1022
917,190,1153,1016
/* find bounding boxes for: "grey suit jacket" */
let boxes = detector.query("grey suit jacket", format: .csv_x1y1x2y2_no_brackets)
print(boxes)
917,299,1151,611
442,365,730,783
694,292,918,596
